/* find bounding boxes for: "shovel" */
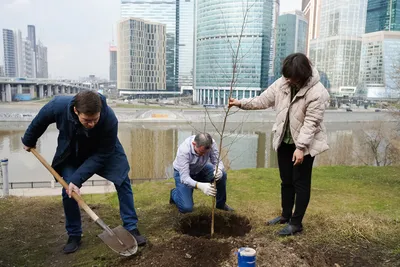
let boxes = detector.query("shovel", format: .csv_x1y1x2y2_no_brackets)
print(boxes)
30,148,138,256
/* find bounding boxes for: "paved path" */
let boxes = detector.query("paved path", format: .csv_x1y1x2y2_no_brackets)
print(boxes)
2,184,116,197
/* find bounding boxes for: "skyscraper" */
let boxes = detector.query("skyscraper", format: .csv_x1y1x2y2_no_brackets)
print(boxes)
36,41,48,78
359,31,400,99
274,10,308,79
366,0,400,33
268,0,280,85
22,39,36,78
309,0,368,95
177,0,194,89
121,0,177,91
3,27,47,78
27,25,36,51
2,29,17,77
117,18,166,92
302,0,322,55
194,0,274,105
109,45,117,82
27,25,37,75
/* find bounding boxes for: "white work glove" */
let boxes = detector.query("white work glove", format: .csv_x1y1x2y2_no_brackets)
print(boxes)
196,182,216,197
214,168,223,181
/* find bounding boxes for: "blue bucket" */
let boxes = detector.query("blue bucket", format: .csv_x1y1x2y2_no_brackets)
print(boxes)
237,247,256,267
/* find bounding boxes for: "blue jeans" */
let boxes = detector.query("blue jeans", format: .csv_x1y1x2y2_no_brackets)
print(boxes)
61,164,139,236
171,163,227,213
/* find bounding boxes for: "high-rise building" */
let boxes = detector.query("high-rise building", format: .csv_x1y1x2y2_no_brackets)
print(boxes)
366,0,400,33
302,0,322,55
117,18,166,92
121,0,178,91
22,39,36,78
3,27,47,78
109,45,117,82
27,25,37,75
267,0,280,85
0,65,4,77
2,29,17,77
359,31,400,99
274,10,308,79
309,0,368,95
27,25,36,51
14,30,25,77
177,0,194,89
194,0,274,105
36,41,48,78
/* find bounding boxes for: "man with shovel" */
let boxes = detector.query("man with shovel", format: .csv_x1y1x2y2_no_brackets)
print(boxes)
170,132,234,213
21,90,146,254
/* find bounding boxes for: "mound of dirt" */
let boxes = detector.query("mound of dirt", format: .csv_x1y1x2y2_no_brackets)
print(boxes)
177,213,252,238
119,235,234,267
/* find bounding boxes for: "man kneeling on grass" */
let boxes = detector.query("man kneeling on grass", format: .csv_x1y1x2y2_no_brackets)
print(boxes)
170,132,234,213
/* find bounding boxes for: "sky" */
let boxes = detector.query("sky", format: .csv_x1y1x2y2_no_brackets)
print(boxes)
0,0,302,80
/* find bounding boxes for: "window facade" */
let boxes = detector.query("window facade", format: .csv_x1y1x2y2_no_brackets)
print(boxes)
121,0,178,91
194,0,274,105
117,18,166,91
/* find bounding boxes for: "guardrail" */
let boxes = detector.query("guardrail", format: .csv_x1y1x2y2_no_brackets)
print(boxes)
0,178,167,189
0,180,110,189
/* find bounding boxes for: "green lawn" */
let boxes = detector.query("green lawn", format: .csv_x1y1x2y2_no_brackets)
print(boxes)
0,166,399,266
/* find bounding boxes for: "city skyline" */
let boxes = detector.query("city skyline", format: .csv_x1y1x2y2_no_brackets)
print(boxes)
0,0,301,80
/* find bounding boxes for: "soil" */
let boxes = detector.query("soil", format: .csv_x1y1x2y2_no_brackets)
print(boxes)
118,235,234,267
1,198,399,267
177,213,252,238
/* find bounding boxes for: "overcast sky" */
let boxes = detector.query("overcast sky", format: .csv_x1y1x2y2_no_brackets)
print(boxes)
0,0,301,79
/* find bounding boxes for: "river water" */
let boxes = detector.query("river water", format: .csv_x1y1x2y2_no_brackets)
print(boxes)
0,112,397,187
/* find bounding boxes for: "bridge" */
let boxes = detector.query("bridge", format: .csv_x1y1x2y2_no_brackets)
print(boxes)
0,77,100,102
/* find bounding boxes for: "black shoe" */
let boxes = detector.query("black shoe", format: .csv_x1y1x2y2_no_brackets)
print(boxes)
129,228,147,246
169,188,175,205
278,224,303,236
217,204,234,212
63,235,81,254
266,216,289,225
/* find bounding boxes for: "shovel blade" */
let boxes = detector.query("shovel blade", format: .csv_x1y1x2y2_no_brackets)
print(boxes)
98,225,138,256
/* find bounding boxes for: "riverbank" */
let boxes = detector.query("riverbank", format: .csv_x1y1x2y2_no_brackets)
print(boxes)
1,166,399,266
0,101,395,123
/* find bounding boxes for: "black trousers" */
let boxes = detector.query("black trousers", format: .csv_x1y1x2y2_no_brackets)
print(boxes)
277,142,315,226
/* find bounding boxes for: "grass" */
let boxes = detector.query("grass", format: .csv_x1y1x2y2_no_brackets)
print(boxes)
0,166,399,266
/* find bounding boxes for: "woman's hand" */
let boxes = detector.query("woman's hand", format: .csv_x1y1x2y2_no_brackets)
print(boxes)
228,98,241,108
292,149,304,166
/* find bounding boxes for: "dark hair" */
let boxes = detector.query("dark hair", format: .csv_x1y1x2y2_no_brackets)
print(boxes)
194,132,213,149
74,90,102,115
281,53,313,88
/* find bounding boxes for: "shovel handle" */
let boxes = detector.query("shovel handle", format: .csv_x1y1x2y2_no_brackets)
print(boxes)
30,148,100,223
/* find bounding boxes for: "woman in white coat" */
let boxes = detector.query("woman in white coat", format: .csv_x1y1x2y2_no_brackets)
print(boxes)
229,53,330,236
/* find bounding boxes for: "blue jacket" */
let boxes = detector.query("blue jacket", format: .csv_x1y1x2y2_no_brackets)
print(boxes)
22,94,130,186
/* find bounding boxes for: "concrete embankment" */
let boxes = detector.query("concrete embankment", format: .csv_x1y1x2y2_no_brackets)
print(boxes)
0,103,395,123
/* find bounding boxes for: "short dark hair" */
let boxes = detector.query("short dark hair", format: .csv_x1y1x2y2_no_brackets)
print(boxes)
281,53,313,88
194,132,213,149
74,90,102,115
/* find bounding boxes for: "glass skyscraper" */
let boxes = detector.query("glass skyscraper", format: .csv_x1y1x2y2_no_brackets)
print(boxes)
178,0,194,89
366,0,400,33
194,0,274,105
359,31,400,99
2,29,17,77
274,10,308,80
121,0,177,91
309,0,368,95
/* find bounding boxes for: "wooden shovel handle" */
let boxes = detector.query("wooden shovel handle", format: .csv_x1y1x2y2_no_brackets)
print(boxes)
30,148,100,222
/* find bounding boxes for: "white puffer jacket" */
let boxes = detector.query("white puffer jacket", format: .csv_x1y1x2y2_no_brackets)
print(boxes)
239,67,330,157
